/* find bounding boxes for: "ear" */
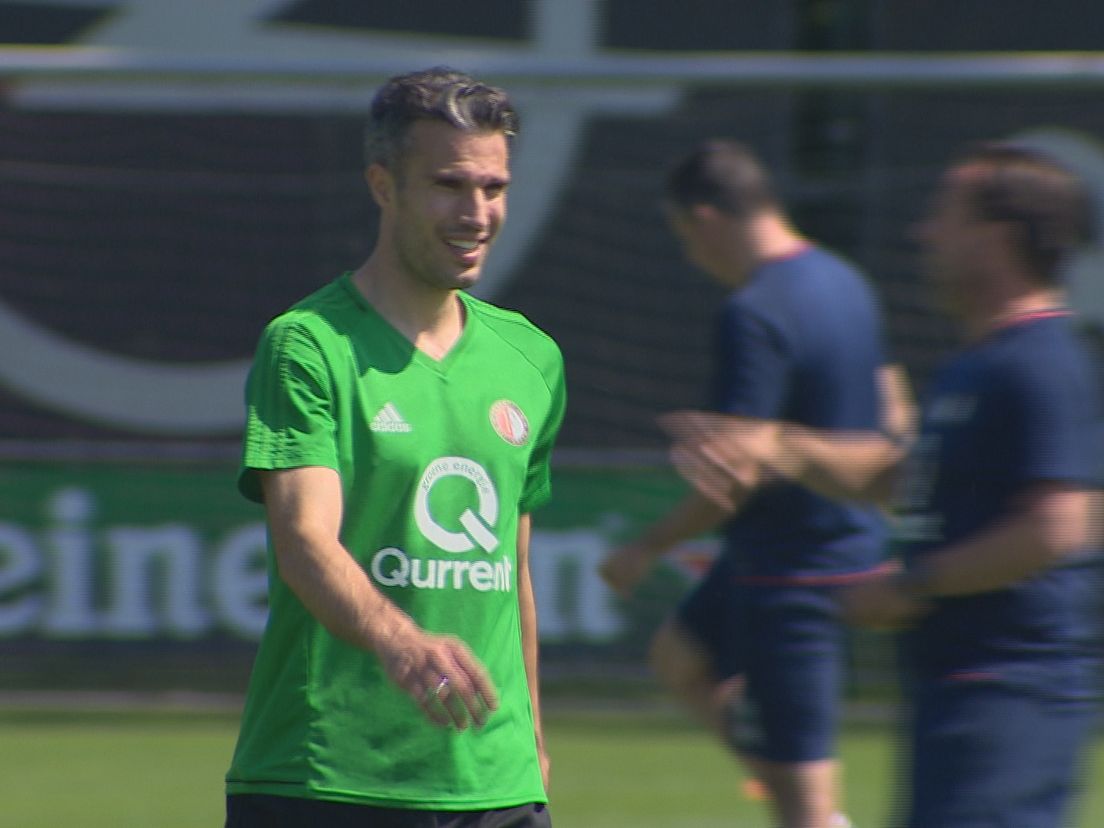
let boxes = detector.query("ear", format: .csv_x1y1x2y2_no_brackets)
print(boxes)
980,218,1018,256
689,203,720,224
366,163,395,208
692,204,738,239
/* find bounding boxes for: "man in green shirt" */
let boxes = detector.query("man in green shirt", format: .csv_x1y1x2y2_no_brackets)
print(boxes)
225,66,565,828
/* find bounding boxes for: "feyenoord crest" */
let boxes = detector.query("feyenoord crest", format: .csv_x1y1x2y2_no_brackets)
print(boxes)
489,400,529,446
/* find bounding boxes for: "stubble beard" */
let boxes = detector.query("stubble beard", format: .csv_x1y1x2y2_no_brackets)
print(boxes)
394,228,483,294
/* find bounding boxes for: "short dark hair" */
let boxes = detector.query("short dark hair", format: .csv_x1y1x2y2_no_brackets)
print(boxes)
364,66,519,170
664,140,779,219
959,142,1094,282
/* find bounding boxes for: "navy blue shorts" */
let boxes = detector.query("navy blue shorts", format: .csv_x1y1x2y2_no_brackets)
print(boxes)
226,795,550,828
677,556,846,763
905,676,1096,828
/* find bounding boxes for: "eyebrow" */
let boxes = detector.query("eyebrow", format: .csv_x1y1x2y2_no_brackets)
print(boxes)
434,170,511,186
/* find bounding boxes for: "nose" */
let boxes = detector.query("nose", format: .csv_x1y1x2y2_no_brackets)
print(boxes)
459,188,492,229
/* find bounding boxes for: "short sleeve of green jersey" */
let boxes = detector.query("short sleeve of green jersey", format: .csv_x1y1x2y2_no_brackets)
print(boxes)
238,318,339,502
519,347,566,514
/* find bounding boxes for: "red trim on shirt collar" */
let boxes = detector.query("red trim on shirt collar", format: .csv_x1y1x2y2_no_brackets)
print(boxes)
992,308,1071,331
762,242,812,265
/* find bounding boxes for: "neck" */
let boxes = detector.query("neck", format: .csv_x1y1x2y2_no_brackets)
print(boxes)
351,257,465,359
747,212,808,266
712,212,807,287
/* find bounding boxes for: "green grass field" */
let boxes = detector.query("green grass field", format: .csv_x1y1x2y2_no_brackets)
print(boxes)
2,704,1101,827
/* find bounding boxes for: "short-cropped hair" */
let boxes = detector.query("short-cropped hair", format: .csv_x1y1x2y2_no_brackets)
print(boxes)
960,142,1095,282
665,140,779,219
364,66,519,170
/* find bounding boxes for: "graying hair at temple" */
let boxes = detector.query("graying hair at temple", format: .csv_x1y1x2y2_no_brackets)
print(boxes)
364,66,520,171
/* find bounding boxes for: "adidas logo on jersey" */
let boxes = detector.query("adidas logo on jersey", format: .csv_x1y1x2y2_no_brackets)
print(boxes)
370,402,412,433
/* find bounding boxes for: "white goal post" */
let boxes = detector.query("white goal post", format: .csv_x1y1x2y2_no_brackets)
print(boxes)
3,46,1104,89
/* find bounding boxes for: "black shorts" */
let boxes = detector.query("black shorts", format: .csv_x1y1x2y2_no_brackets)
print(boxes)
226,794,551,828
905,677,1096,828
677,556,847,762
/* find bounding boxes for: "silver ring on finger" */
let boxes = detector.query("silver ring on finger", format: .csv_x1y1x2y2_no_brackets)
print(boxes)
431,675,449,700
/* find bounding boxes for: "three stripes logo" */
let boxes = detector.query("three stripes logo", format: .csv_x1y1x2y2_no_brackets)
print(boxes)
369,402,412,433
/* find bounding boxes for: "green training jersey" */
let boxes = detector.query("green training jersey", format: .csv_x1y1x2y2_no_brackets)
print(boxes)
226,273,565,810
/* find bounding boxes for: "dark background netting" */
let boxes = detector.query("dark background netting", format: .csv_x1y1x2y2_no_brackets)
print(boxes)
5,86,1104,446
5,0,1104,448
1,0,1103,693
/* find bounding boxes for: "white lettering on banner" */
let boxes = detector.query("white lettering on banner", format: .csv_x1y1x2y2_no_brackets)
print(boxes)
529,528,623,641
40,488,98,635
0,487,270,639
102,525,210,637
0,488,631,643
212,524,271,636
0,523,43,630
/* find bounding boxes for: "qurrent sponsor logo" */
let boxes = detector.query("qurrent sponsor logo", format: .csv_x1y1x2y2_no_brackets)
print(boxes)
371,547,512,594
369,456,512,593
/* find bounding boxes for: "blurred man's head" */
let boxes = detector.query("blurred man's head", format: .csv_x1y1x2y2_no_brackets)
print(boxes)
664,141,790,286
665,140,779,219
920,143,1093,316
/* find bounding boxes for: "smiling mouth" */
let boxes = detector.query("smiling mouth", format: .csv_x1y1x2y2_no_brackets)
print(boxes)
446,239,485,262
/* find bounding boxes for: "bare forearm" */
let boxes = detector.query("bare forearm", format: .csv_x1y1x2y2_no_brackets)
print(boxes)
600,488,736,597
638,490,736,555
260,467,417,653
517,515,549,789
777,425,903,505
518,529,542,737
878,363,918,447
520,593,543,754
909,488,1096,597
661,409,900,512
261,466,498,729
274,530,416,652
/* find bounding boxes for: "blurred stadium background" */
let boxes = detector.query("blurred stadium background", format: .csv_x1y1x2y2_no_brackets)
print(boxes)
1,0,1103,766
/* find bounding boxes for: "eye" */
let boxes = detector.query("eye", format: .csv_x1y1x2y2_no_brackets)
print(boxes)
485,182,508,199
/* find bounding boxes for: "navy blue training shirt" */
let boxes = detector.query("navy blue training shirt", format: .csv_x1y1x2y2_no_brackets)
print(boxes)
710,246,888,579
898,311,1103,697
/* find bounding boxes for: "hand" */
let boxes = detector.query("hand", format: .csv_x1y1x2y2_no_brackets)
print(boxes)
599,542,656,598
839,573,930,630
660,410,781,510
376,626,499,730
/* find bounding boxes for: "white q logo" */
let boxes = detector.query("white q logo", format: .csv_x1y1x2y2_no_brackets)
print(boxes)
414,457,499,554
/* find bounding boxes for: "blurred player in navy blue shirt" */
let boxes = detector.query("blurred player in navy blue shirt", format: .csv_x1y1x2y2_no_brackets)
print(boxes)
600,140,912,828
668,142,1103,828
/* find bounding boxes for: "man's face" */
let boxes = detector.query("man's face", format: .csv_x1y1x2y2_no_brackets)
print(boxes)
666,204,751,287
667,205,711,272
916,163,989,314
378,120,510,292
